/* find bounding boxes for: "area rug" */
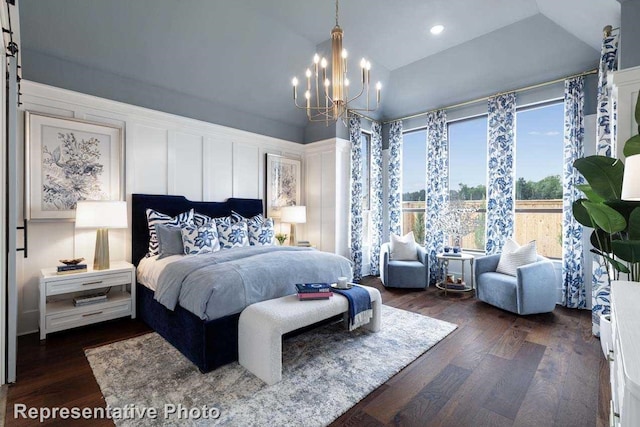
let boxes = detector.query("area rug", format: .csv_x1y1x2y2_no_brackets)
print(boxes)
86,305,456,426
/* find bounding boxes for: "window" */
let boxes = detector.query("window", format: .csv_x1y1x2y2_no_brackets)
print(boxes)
448,116,488,251
515,102,563,258
401,129,427,243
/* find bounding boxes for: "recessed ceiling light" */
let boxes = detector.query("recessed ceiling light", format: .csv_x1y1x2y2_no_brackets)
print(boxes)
430,25,444,35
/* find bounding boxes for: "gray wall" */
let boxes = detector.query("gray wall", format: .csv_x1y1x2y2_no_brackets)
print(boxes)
22,49,306,143
619,0,640,69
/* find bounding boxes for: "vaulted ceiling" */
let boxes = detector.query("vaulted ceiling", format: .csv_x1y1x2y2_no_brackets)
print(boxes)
19,0,620,142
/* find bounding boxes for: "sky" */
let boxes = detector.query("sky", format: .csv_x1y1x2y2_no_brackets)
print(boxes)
402,102,564,194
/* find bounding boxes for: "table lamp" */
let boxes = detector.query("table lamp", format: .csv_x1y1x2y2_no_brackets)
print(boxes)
280,205,306,246
75,200,128,270
622,154,640,200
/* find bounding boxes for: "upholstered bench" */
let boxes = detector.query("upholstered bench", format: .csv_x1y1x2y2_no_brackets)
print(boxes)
238,285,381,385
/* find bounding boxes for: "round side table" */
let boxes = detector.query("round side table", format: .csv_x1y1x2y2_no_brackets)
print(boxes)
435,253,475,296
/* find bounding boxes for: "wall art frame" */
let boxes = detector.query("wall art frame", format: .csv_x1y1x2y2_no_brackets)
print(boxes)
265,153,301,219
25,112,123,220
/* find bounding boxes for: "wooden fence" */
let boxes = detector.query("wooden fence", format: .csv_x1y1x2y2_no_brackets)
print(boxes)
401,200,562,258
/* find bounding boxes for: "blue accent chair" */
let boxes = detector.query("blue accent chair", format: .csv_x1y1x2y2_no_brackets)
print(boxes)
380,242,429,289
474,254,558,315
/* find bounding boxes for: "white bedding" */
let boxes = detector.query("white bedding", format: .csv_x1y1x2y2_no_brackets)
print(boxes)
137,254,182,291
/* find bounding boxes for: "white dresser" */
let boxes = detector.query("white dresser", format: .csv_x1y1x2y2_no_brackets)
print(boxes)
609,281,640,426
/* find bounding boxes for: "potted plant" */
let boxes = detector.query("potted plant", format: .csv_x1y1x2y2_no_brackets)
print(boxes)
572,92,640,351
275,233,288,246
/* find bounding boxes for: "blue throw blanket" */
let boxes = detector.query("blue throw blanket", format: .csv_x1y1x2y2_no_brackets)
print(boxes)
333,285,372,331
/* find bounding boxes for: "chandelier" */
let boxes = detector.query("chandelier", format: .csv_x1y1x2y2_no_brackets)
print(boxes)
291,0,381,124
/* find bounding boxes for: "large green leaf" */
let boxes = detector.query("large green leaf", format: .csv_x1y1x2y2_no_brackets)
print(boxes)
612,240,640,263
576,184,605,203
591,229,613,253
590,248,631,273
572,199,593,227
574,156,624,200
623,134,640,157
582,201,626,233
629,207,640,240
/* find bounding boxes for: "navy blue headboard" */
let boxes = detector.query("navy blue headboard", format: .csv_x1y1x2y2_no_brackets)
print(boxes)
131,194,263,266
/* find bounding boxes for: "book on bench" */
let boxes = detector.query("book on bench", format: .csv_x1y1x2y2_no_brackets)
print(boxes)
295,283,331,293
298,292,333,300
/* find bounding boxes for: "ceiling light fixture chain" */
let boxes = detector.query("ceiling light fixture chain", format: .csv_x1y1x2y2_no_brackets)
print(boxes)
291,0,381,125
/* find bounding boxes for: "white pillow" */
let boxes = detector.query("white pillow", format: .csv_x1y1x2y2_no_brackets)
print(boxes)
390,231,418,261
496,238,537,276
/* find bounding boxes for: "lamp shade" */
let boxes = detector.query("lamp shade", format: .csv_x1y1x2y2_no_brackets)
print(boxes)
622,155,640,201
280,205,306,224
75,200,128,229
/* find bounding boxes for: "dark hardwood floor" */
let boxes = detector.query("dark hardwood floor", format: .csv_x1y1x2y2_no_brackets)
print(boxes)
6,277,610,426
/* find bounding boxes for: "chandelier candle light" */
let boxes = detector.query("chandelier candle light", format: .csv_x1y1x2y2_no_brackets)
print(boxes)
291,0,381,124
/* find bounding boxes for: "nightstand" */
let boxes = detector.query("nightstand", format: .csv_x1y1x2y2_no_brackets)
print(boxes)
39,260,136,339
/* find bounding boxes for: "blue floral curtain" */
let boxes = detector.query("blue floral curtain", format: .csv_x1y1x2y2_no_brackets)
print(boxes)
593,28,620,335
596,29,619,157
485,93,516,255
348,114,363,282
369,121,383,275
388,120,403,237
425,110,448,284
562,76,586,308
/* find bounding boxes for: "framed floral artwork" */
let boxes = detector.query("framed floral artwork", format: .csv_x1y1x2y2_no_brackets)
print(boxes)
265,153,301,218
25,112,123,220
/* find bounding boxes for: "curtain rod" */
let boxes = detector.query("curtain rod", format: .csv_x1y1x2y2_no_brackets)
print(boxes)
372,68,599,125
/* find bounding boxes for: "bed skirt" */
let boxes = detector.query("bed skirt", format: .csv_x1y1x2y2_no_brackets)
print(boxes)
137,283,240,373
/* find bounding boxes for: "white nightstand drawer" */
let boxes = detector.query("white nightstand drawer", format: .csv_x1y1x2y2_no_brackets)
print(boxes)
45,297,132,333
46,271,132,296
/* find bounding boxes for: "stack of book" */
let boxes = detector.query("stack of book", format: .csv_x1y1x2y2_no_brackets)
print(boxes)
57,263,88,275
73,292,107,307
295,283,333,300
445,281,467,290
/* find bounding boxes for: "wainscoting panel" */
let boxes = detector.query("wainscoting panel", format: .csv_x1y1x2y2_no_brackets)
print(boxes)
303,138,350,258
168,131,204,201
131,123,169,195
232,143,261,199
203,136,233,202
16,81,305,335
305,150,323,250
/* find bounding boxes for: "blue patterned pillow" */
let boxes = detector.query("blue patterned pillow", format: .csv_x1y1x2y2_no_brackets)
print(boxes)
248,218,276,246
194,212,246,227
230,211,246,223
181,223,220,255
146,209,194,256
217,221,249,249
231,210,264,226
193,212,213,227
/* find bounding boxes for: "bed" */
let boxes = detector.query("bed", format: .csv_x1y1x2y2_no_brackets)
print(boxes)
131,193,352,373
